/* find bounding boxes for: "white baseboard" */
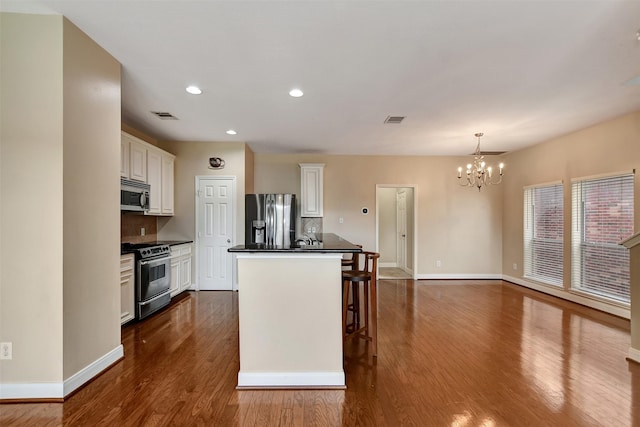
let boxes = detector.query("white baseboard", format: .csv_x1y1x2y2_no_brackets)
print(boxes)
379,262,397,268
502,275,630,319
416,273,502,280
0,345,123,400
237,371,345,388
628,347,640,364
64,345,123,396
0,382,64,400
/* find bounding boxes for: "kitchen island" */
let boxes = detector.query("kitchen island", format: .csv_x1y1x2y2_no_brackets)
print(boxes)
228,233,361,389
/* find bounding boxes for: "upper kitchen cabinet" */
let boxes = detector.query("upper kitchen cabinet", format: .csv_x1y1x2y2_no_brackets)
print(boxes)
120,137,130,178
161,155,174,215
128,135,147,182
299,163,324,217
146,146,175,216
121,131,175,216
147,149,162,213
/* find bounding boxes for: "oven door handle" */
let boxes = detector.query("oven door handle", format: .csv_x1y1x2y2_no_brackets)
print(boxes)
139,289,172,306
139,256,171,266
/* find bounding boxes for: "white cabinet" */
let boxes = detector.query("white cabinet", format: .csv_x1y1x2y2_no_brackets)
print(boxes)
120,254,135,325
129,138,147,182
169,243,193,296
170,255,180,296
120,137,130,178
161,156,174,215
146,149,162,214
121,131,175,216
299,163,324,217
145,148,175,216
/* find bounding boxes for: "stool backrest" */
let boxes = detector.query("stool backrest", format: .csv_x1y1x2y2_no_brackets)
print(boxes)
343,245,363,270
361,251,380,281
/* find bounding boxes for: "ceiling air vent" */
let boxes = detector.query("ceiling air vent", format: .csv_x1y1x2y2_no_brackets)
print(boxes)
151,111,179,120
384,116,405,124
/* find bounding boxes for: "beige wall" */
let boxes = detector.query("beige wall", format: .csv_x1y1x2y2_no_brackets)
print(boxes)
501,111,640,315
245,145,255,194
62,18,121,379
121,123,159,147
254,154,503,276
1,13,65,384
0,13,121,390
156,140,249,244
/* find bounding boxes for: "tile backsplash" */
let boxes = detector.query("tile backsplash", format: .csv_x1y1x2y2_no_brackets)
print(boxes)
301,217,323,235
121,213,157,243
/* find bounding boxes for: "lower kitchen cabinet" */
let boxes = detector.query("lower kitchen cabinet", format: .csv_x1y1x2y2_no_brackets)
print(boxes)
120,254,135,325
170,243,192,296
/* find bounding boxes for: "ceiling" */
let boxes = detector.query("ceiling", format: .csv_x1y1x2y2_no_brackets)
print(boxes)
3,1,640,155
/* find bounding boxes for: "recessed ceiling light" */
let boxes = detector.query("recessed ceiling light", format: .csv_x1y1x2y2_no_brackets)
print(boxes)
186,85,202,95
226,129,237,135
289,88,304,98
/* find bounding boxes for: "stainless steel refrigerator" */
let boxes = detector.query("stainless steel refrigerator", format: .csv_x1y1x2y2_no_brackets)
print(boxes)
245,194,296,247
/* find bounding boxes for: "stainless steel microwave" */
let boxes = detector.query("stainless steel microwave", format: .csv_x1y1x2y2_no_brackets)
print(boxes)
121,178,150,212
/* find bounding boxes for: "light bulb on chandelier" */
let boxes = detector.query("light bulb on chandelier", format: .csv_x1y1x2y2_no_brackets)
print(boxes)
457,132,504,191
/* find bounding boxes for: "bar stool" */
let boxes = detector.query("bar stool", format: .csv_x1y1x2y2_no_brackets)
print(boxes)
341,246,361,270
342,245,362,333
342,251,380,357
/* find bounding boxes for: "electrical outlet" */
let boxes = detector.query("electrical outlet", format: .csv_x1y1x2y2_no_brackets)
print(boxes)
436,260,442,268
141,227,145,236
513,263,517,271
1,342,12,360
339,217,344,224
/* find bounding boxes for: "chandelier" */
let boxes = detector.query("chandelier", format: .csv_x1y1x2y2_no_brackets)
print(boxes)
457,132,504,191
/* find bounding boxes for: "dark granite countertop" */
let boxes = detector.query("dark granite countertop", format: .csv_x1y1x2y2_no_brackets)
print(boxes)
121,240,193,255
158,240,194,246
228,233,361,253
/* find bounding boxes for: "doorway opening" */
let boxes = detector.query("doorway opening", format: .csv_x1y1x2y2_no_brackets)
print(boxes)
376,185,417,279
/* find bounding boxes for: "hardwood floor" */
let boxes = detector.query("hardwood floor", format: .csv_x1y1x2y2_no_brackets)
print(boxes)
378,267,411,279
3,280,639,426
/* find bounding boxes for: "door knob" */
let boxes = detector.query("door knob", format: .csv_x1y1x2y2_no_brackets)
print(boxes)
227,239,231,243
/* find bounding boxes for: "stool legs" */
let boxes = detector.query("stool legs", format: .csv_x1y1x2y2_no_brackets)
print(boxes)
352,283,360,330
370,278,377,357
342,278,377,357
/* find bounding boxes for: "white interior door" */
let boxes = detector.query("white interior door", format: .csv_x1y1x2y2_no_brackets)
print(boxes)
197,177,234,290
396,191,407,272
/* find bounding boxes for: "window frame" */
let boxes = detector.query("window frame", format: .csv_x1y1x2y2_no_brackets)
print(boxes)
523,181,564,287
570,171,634,305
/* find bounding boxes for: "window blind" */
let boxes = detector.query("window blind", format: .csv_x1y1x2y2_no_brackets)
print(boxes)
524,183,564,286
571,173,634,303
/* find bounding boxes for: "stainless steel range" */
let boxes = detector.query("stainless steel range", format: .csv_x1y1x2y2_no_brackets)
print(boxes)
122,243,172,320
